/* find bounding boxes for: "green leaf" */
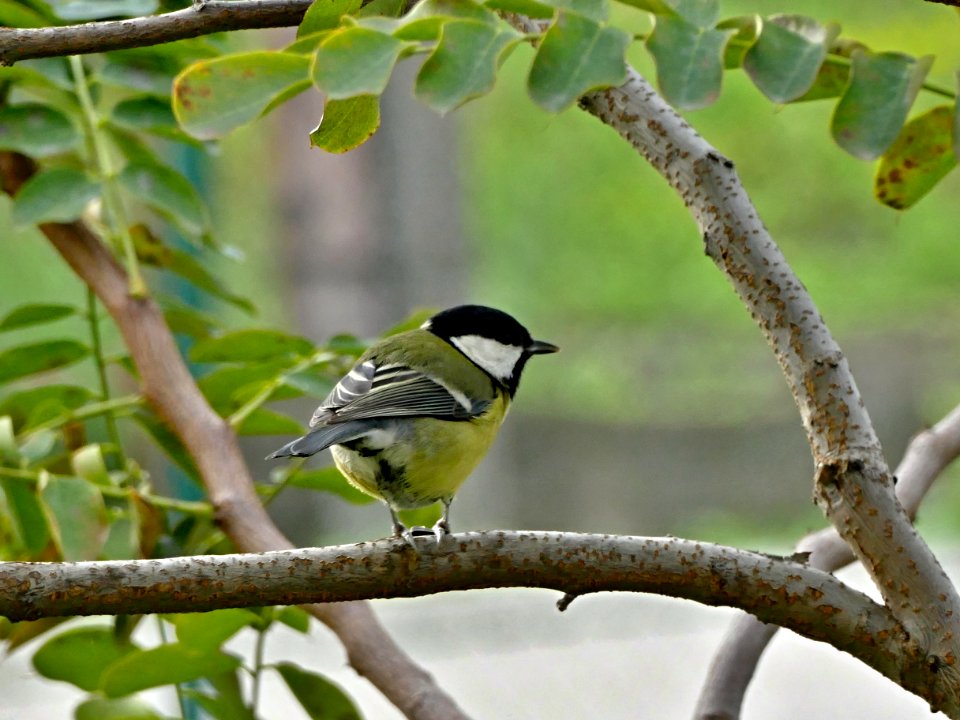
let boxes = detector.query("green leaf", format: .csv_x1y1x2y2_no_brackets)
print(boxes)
41,475,108,561
0,303,76,332
276,662,363,720
0,340,90,384
161,301,221,340
1,478,52,554
191,330,315,363
236,407,304,435
539,0,608,22
717,15,758,69
197,360,299,413
173,610,258,650
0,385,93,433
11,167,99,227
111,96,198,145
0,414,15,459
33,626,133,692
100,499,141,561
310,95,382,152
357,0,404,17
71,444,112,486
620,0,718,28
283,367,334,397
0,104,80,157
645,15,732,110
3,390,85,432
415,20,520,114
299,0,363,36
99,52,187,97
48,0,156,20
277,606,312,633
831,50,933,161
743,15,838,104
188,670,254,720
874,106,958,210
396,0,498,42
118,161,209,240
285,466,376,504
527,12,630,113
75,697,166,720
131,409,200,481
174,52,311,140
311,27,405,99
131,225,254,313
793,55,850,103
100,644,242,697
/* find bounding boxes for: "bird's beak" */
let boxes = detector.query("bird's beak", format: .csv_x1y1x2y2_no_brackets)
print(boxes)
527,339,560,355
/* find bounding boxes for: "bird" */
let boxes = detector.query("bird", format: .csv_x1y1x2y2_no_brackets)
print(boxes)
267,305,558,542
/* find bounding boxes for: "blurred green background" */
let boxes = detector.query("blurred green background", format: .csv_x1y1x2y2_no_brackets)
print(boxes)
3,0,960,548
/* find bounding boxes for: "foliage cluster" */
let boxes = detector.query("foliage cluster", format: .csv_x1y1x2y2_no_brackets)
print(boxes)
1,0,959,716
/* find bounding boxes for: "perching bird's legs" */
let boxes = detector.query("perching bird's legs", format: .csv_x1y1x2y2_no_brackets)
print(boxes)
389,502,451,548
432,498,452,542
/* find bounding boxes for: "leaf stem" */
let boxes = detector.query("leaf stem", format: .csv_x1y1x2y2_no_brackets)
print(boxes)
86,287,127,470
0,466,213,517
27,394,143,436
156,616,190,719
68,55,147,298
250,623,268,714
227,351,334,429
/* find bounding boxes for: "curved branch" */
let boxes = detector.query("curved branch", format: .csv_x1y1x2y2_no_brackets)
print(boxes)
571,68,960,709
0,0,311,64
0,151,468,720
0,532,907,678
695,401,960,719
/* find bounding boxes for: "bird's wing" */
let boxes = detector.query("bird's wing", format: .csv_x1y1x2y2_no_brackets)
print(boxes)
310,361,489,427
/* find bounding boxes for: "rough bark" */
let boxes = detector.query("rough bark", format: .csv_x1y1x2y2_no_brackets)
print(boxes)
695,402,960,719
0,532,908,682
572,69,960,713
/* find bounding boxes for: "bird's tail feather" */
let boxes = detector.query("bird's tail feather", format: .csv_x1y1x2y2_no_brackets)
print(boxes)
266,422,370,460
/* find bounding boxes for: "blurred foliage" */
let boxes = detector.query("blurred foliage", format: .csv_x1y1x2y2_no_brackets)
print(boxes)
2,0,960,715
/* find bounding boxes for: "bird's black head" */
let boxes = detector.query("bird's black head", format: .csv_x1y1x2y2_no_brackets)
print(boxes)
423,305,558,395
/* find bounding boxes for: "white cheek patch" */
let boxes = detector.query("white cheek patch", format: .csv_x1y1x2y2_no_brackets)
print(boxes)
451,335,523,382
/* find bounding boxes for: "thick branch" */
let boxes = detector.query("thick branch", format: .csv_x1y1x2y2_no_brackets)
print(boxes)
0,532,908,679
0,151,468,720
695,401,960,719
574,68,960,711
0,0,312,64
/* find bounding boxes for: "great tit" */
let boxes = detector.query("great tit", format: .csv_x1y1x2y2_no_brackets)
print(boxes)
267,305,558,541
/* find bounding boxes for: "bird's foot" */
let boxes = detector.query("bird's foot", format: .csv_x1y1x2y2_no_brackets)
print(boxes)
192,0,206,11
392,521,429,551
431,518,450,544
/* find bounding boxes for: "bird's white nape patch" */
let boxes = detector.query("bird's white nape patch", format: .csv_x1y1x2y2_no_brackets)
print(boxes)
450,334,523,382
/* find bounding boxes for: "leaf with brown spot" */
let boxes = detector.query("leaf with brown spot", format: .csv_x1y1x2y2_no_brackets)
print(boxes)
874,106,957,210
173,52,311,140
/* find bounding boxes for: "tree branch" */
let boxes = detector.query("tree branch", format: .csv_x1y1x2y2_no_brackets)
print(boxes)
0,531,911,682
0,0,312,65
695,400,960,719
572,68,960,712
0,150,469,720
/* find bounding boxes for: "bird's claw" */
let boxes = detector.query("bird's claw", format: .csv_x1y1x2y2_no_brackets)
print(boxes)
431,518,450,544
